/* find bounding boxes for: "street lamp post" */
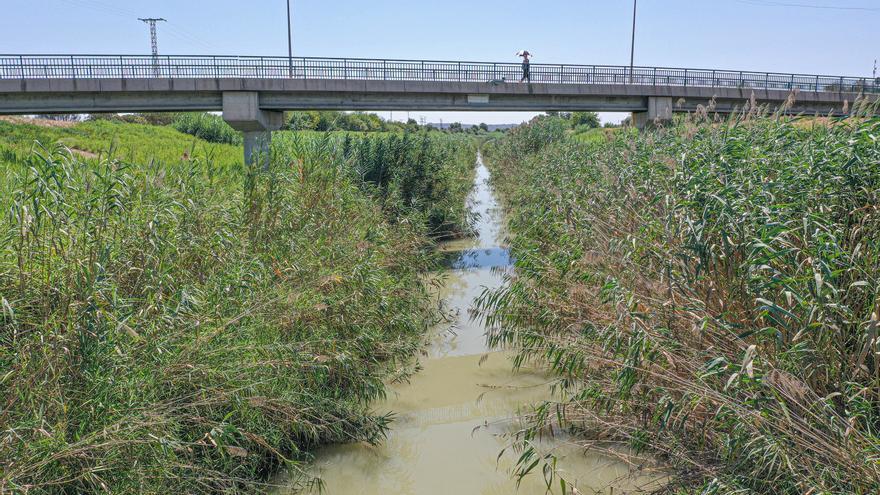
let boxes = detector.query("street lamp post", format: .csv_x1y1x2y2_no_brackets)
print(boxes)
629,0,637,83
287,0,293,77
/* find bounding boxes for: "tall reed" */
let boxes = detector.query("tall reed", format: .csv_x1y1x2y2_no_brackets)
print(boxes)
479,111,880,494
0,122,474,493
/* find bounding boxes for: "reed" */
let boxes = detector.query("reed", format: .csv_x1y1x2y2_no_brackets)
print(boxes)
479,110,880,493
0,121,474,493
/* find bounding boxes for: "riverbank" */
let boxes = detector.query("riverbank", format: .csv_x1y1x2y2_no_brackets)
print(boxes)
0,121,473,493
479,113,880,493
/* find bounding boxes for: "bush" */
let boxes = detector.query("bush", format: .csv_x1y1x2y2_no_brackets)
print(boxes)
570,111,600,129
172,113,242,145
287,111,393,132
87,112,180,126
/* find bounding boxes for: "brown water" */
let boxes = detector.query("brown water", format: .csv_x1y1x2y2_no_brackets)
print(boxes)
278,155,663,494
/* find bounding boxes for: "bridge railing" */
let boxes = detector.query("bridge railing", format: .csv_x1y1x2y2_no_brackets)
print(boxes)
0,55,877,94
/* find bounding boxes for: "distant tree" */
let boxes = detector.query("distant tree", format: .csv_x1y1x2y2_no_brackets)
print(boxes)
478,122,489,132
448,122,463,133
404,118,420,133
570,112,600,129
288,111,319,131
36,114,83,122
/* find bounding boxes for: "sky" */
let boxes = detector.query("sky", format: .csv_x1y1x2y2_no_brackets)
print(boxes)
1,0,877,125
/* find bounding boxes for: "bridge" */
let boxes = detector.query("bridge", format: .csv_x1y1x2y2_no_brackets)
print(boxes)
1,55,877,164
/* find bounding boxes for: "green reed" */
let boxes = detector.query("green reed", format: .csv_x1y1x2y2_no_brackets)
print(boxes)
478,111,880,494
0,120,474,493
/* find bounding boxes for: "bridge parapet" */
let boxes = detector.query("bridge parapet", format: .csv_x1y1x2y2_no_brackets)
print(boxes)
1,55,877,95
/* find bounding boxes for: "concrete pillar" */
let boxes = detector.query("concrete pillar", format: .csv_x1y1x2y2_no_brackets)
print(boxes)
221,92,284,169
633,96,673,130
243,131,272,169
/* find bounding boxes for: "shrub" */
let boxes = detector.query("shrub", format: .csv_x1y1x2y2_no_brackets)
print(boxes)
172,112,242,145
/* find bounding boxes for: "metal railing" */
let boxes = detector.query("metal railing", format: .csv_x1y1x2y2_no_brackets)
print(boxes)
0,54,877,94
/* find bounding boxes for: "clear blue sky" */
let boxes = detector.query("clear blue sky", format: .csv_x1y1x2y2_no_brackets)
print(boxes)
2,0,877,124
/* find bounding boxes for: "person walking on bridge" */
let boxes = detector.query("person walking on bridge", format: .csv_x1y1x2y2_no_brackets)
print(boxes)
517,50,532,83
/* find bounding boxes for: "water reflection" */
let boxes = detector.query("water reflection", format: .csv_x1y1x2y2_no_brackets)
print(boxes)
438,247,513,270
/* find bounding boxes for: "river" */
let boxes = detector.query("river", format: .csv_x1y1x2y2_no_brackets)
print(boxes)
279,154,661,494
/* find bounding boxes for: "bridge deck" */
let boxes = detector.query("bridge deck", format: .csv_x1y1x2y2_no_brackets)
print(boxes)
0,55,877,115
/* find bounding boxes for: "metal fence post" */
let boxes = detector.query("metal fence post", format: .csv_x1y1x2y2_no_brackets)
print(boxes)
383,60,387,81
19,55,24,78
684,69,688,87
653,67,657,86
119,55,124,78
712,70,716,88
789,73,794,90
70,55,75,79
815,75,819,92
457,62,461,82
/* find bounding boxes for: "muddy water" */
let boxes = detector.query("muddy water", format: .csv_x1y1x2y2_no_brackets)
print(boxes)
281,156,661,494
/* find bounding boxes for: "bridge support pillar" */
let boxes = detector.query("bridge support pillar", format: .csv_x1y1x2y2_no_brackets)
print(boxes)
633,96,673,130
221,92,284,169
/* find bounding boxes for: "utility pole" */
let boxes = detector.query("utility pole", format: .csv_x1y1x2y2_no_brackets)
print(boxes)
286,0,294,77
139,18,166,56
139,17,166,77
629,0,637,83
874,59,877,79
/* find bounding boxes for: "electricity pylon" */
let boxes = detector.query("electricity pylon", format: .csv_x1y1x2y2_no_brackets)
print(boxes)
139,17,166,76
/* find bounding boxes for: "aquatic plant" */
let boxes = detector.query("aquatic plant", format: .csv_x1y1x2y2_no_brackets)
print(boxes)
0,121,474,493
479,110,880,493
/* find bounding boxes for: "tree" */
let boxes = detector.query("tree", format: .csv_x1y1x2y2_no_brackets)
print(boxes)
570,112,600,129
478,122,489,132
288,111,319,131
36,114,83,122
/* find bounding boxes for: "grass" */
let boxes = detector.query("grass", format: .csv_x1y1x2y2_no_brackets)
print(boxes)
478,109,880,494
0,118,243,168
0,120,474,493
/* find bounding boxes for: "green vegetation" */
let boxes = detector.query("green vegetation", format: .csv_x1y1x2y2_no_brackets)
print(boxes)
172,112,243,145
338,132,475,238
479,112,880,493
0,118,242,167
0,119,474,493
288,111,396,132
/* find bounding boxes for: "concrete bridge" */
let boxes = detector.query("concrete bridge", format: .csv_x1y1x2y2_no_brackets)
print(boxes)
1,55,877,164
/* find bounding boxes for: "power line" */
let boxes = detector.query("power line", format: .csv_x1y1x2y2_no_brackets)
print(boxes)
733,0,880,12
55,0,221,53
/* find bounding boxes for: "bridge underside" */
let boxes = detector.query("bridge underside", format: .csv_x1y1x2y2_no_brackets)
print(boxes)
0,90,858,116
